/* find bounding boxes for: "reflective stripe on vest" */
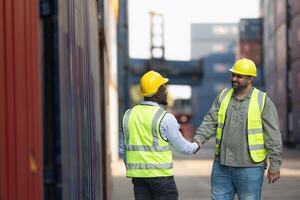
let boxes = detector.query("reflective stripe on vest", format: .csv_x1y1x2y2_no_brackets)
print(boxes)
216,88,267,163
122,105,173,177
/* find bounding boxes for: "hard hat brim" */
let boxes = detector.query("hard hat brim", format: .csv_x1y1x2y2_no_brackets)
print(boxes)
229,68,256,77
162,78,169,84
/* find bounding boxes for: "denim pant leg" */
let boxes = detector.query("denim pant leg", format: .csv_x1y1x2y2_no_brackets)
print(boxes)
211,161,235,200
232,166,265,200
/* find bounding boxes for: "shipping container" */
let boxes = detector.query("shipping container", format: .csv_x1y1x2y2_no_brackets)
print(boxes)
263,0,276,38
191,23,238,60
261,0,299,148
254,66,265,85
291,0,300,17
292,103,300,146
200,63,233,79
191,23,238,40
238,40,262,65
199,53,235,78
263,35,276,77
265,74,278,104
190,97,215,127
276,70,287,104
254,84,265,91
291,14,300,60
0,1,43,200
192,79,231,99
276,103,288,143
58,0,121,199
275,0,287,28
191,40,236,60
1,0,118,199
275,23,287,66
291,59,300,102
239,18,262,41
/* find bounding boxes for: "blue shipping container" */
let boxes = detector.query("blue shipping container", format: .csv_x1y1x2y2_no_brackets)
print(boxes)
239,18,262,41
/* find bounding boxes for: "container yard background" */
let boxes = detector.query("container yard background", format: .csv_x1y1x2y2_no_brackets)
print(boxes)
1,0,300,200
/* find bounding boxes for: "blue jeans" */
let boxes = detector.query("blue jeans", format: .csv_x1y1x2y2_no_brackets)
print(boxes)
211,161,264,200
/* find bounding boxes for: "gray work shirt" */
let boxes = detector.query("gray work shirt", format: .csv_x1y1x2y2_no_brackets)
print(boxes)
194,87,282,171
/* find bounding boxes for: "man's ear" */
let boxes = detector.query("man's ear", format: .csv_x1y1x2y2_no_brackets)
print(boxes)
248,76,254,84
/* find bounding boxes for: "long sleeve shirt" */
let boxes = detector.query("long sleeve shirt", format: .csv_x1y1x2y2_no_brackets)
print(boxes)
119,101,199,161
193,87,282,171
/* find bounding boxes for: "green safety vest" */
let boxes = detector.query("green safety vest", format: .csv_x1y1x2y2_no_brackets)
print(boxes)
122,104,173,177
216,88,268,163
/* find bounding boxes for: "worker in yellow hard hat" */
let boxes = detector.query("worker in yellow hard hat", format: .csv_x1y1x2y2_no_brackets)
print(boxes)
119,70,200,200
193,58,282,199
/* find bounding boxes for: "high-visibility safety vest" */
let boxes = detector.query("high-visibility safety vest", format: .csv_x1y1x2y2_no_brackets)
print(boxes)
122,104,173,177
216,88,267,163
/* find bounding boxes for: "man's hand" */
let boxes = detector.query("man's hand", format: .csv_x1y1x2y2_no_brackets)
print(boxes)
267,169,280,184
192,139,203,154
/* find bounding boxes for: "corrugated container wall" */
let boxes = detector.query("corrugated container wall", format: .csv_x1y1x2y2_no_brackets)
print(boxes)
291,15,300,61
261,0,290,143
237,18,264,86
58,0,107,199
264,0,276,38
290,0,300,145
275,0,287,28
291,0,300,17
275,24,287,105
292,104,300,145
291,60,300,102
261,0,300,146
0,0,43,200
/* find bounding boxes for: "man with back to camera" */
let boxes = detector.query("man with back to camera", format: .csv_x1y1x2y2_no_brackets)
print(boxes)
193,58,282,200
119,70,201,200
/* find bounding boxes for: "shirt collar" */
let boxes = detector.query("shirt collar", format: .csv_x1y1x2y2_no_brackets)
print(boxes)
140,100,160,107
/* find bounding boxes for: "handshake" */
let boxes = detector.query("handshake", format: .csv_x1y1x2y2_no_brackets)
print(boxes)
192,138,203,154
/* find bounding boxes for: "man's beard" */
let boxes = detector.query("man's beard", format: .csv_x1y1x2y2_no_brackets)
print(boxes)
231,81,247,92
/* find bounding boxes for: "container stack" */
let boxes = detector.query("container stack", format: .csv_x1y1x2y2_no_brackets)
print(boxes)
261,0,299,146
190,53,233,127
237,18,264,89
191,23,237,60
290,0,300,146
190,24,238,127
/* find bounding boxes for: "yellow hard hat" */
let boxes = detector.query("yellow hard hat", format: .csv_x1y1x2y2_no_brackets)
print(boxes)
140,70,169,97
229,58,257,77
